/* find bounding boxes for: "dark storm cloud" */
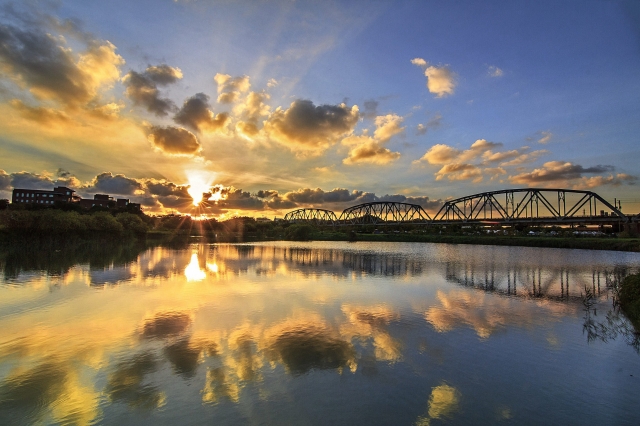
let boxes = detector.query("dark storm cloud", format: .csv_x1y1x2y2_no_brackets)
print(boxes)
123,65,182,116
264,99,359,150
147,125,200,155
174,93,228,133
84,172,143,195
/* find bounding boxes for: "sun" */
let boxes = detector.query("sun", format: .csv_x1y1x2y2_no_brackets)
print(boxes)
186,170,216,206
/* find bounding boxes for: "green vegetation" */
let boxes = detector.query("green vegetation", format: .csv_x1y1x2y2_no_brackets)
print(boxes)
1,204,638,252
619,273,640,330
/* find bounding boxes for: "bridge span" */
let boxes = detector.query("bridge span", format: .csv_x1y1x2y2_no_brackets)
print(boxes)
283,188,637,227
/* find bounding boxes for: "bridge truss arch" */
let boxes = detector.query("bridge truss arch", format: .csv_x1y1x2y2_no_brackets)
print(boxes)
284,208,339,225
432,188,627,224
339,202,431,225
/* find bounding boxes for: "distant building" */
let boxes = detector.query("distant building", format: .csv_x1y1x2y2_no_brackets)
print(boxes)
11,186,77,205
11,187,141,212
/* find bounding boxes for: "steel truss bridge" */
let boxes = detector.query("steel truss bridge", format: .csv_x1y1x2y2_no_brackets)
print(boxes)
283,188,636,227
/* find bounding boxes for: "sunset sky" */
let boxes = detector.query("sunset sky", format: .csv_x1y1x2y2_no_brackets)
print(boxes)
0,0,638,218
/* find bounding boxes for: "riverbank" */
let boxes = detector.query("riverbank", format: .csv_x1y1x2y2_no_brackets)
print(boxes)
620,274,640,330
311,232,640,252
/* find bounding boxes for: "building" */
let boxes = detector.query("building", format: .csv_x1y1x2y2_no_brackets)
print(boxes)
11,186,77,205
78,194,139,210
11,187,141,212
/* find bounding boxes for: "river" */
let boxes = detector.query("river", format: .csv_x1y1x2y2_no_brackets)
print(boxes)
1,241,639,425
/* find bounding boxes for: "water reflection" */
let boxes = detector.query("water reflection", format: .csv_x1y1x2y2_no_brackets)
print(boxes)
1,241,639,424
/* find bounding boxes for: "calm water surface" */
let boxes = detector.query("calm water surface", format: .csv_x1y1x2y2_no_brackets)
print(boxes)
1,241,640,425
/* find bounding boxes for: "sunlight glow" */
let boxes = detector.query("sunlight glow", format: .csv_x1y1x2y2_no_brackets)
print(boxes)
185,253,206,281
186,170,216,206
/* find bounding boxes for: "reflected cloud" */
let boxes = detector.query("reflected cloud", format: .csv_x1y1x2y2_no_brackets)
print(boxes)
0,360,99,425
141,312,191,340
340,304,402,363
264,318,356,375
415,383,460,425
164,339,201,378
106,352,165,410
202,367,239,404
425,289,571,338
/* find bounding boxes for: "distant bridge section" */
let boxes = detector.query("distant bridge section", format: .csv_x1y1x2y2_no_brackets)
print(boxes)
284,188,633,227
284,208,338,225
432,188,627,225
340,202,431,225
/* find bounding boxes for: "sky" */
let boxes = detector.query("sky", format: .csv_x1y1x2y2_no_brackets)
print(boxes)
0,0,639,218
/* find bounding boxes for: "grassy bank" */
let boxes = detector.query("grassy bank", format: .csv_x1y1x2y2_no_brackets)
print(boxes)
304,231,640,252
619,274,640,330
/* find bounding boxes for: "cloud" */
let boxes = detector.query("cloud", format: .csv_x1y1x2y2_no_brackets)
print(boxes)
0,169,11,191
174,93,229,133
233,91,270,137
415,139,542,183
144,64,183,85
435,163,483,183
538,131,552,144
0,9,124,107
373,114,404,143
214,73,250,104
282,187,370,205
412,59,456,97
122,64,182,116
362,100,378,119
508,161,624,187
417,144,463,165
342,137,401,165
84,172,143,196
217,187,266,210
264,99,359,151
499,150,548,166
147,126,201,156
487,65,503,77
9,99,69,124
267,78,278,88
377,194,443,211
577,173,637,189
9,171,54,189
416,113,442,135
340,114,403,165
424,65,456,97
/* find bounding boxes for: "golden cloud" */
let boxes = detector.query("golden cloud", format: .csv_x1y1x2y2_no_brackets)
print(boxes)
147,125,201,156
264,99,359,152
214,73,251,104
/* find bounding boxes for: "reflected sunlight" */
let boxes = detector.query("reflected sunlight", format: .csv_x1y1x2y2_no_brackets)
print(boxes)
184,253,206,281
